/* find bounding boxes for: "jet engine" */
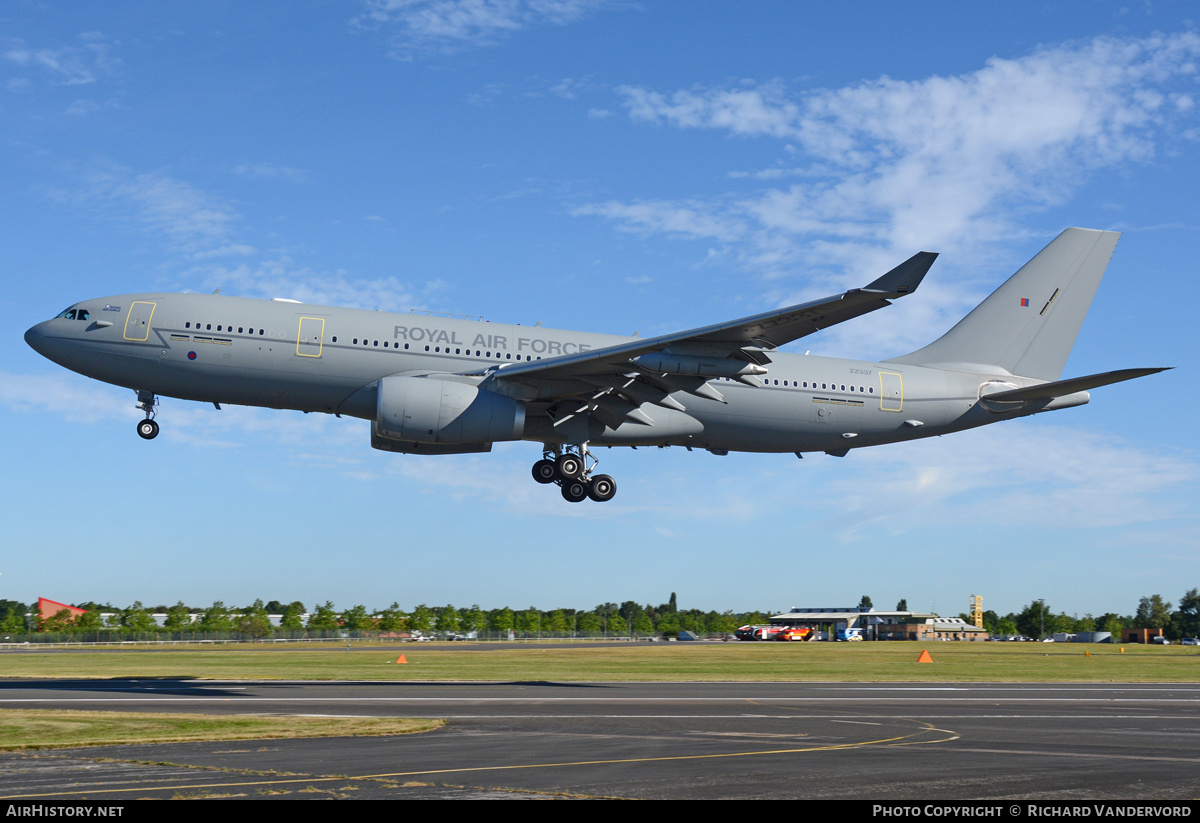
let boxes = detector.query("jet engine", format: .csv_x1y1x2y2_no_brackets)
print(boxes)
374,374,525,448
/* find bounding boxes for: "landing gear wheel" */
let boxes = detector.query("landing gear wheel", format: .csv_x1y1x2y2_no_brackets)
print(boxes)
532,459,558,484
587,474,617,502
137,419,159,440
555,453,584,480
560,479,588,503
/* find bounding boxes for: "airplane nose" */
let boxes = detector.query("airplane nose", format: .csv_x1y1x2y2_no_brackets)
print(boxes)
24,322,48,356
25,320,64,364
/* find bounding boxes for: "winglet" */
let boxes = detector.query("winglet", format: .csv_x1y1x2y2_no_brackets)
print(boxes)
862,251,938,296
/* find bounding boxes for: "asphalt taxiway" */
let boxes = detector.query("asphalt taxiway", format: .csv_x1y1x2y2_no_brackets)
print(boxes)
2,680,1199,799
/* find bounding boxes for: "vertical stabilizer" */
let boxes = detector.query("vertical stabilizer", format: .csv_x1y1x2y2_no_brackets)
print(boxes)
887,228,1119,380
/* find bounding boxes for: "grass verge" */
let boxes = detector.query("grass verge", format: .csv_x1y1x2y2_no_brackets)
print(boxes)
1,640,1196,682
0,709,443,751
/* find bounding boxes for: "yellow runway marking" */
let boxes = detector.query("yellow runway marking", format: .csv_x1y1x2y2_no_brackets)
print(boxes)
0,719,958,799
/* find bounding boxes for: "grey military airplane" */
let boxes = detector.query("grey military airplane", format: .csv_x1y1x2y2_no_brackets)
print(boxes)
26,227,1164,503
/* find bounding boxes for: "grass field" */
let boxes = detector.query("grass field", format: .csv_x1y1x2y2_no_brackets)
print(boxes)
2,639,1197,682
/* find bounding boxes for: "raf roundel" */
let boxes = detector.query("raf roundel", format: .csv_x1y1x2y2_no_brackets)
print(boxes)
187,351,197,360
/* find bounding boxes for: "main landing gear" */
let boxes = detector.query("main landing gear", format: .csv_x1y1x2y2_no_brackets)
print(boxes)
135,390,159,440
531,444,617,503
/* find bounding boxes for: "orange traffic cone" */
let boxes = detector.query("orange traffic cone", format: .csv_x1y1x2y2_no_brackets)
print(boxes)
916,649,933,663
395,654,407,664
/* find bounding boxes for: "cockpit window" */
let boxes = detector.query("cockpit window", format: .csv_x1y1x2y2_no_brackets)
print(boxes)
56,309,77,320
77,309,89,321
55,308,90,321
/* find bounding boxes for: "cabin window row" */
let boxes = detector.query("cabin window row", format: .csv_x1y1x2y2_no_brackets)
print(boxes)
717,376,874,393
184,322,270,336
334,337,544,361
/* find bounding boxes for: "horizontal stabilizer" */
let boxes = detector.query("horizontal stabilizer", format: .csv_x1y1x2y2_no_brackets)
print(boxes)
983,367,1169,403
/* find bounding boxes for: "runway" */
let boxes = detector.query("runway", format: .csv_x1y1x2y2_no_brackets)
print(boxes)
2,680,1200,799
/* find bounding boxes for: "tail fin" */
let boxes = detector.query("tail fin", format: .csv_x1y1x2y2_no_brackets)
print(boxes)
887,228,1119,380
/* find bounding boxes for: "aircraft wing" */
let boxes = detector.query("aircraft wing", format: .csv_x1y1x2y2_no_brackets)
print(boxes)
486,251,936,428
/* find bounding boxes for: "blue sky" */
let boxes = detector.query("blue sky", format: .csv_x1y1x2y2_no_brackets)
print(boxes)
2,1,1197,620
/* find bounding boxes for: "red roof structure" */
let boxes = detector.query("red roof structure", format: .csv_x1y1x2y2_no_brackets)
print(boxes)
38,597,87,622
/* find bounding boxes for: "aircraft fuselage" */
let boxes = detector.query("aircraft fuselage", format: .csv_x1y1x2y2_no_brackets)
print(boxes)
24,291,1076,458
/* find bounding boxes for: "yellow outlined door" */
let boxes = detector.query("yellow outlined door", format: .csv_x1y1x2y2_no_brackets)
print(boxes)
123,301,156,341
296,316,325,357
879,371,903,412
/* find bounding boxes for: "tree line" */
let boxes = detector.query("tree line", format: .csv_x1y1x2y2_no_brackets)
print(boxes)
965,590,1200,640
4,589,1196,641
0,593,774,640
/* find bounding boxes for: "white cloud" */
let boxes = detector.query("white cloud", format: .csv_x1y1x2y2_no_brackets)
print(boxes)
584,33,1200,355
193,257,418,311
0,372,132,424
353,0,615,58
3,33,114,86
233,163,308,183
809,423,1197,535
54,167,242,255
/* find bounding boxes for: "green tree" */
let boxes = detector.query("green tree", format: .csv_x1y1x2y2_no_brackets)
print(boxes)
280,601,306,630
73,606,104,631
409,604,433,635
657,613,681,638
198,601,233,632
1015,600,1051,638
576,611,600,634
896,598,908,611
235,599,273,638
632,610,656,636
488,607,514,633
858,595,873,610
515,607,541,635
40,608,77,633
459,605,485,635
1095,613,1126,636
121,601,157,634
546,609,569,635
1172,588,1200,639
435,605,460,635
376,602,406,632
341,604,373,632
163,602,193,631
0,600,29,633
1134,595,1173,630
607,613,628,637
306,601,339,631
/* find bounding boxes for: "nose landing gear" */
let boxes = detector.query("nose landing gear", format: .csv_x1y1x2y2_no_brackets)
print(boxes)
531,444,617,503
135,390,159,440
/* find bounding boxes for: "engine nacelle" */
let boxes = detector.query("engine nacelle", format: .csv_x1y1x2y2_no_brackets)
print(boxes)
375,375,525,445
